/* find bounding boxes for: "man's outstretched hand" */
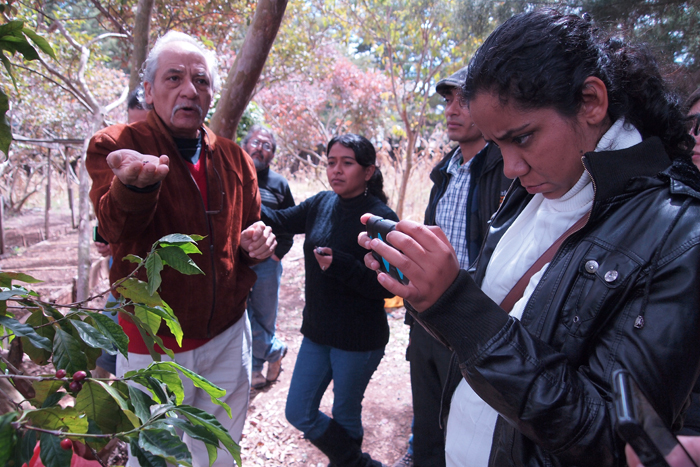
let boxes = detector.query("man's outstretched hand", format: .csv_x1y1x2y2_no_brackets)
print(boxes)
106,149,170,188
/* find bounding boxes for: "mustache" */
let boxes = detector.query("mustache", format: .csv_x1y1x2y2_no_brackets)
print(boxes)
171,103,203,119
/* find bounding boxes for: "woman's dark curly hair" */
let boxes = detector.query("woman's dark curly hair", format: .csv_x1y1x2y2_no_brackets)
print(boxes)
327,134,388,204
462,9,693,160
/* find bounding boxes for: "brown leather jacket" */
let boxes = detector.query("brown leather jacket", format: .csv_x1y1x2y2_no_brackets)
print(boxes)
87,111,261,339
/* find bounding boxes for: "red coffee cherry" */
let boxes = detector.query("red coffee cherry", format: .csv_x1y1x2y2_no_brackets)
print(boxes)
55,369,66,379
72,371,87,383
68,381,82,393
60,438,72,450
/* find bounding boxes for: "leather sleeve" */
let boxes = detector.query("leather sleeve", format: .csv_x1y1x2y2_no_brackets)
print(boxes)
414,230,700,466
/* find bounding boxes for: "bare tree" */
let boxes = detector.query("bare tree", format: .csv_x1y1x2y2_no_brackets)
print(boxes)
129,0,156,92
209,0,289,139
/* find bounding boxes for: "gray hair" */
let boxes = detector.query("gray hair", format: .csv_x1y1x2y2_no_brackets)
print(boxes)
141,31,220,94
242,124,277,154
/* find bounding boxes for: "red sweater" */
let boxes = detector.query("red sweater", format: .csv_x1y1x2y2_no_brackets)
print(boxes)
87,112,261,353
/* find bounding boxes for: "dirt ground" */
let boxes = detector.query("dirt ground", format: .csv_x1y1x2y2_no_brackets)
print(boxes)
0,209,413,466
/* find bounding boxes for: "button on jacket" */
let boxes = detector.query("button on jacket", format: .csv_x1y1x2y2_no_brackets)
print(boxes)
412,137,700,466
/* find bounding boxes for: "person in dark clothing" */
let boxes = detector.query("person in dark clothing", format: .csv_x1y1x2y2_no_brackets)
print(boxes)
262,134,396,467
242,124,295,389
397,66,511,467
360,10,700,466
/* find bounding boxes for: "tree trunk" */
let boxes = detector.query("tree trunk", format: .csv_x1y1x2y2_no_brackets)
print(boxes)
396,130,416,219
66,149,76,229
0,195,4,255
76,113,103,301
209,0,289,139
128,0,155,93
44,149,51,239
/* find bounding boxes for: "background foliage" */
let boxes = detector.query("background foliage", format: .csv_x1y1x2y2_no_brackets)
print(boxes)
1,0,699,213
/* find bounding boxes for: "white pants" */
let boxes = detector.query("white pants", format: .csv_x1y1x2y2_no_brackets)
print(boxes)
117,314,252,467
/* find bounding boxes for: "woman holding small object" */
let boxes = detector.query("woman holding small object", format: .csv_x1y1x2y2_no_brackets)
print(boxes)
262,133,397,467
360,9,700,466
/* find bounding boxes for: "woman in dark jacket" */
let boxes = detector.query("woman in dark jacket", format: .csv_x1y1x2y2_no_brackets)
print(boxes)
263,134,396,467
360,10,700,467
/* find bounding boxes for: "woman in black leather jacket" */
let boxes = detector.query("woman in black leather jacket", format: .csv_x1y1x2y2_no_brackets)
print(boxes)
360,9,700,467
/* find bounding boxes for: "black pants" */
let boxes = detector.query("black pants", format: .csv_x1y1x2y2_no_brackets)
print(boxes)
408,323,459,467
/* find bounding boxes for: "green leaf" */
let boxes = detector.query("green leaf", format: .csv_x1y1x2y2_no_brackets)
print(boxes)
139,428,192,466
145,251,163,295
117,277,165,307
0,37,20,55
41,391,66,408
136,305,182,346
125,364,185,405
128,385,155,424
174,406,240,465
0,287,32,302
0,52,18,91
39,432,73,467
39,303,64,321
15,429,36,467
158,242,201,255
157,246,204,276
148,403,176,421
71,318,117,354
21,310,55,365
52,328,88,375
0,21,24,36
85,311,128,358
205,441,218,467
29,379,64,407
155,362,228,415
130,438,167,467
63,316,101,369
74,380,136,435
135,306,162,336
158,233,203,244
26,406,88,434
152,418,219,447
124,254,143,264
143,377,171,405
21,27,56,59
0,315,52,351
6,36,39,61
119,312,173,360
0,412,17,467
0,272,43,286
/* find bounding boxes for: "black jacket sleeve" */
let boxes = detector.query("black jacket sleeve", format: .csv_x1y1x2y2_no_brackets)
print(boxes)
273,183,296,258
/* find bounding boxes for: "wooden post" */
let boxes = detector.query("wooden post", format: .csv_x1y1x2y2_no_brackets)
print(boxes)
65,147,76,229
0,194,4,255
45,148,51,239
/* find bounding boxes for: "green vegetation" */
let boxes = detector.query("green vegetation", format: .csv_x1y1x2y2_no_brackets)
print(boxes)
0,234,241,467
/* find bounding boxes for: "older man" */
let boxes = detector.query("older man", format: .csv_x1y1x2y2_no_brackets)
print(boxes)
86,31,275,466
242,125,295,389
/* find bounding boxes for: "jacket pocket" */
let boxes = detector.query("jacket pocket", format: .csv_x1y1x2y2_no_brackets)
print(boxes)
562,243,643,339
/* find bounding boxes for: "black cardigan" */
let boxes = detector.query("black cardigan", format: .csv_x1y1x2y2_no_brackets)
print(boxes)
262,191,398,351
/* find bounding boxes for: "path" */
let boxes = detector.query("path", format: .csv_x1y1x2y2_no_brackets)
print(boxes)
0,210,413,466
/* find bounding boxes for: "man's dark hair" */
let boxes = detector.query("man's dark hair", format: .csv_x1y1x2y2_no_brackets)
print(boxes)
327,133,388,204
241,124,277,154
463,9,692,160
127,87,144,111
